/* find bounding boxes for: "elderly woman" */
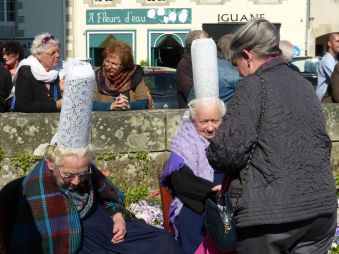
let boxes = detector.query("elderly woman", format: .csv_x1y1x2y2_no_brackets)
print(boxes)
92,39,153,111
207,19,337,254
9,145,184,254
161,98,227,254
13,33,63,112
2,41,24,78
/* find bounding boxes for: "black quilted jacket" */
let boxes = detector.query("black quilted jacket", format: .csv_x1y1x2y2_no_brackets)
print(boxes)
207,57,337,228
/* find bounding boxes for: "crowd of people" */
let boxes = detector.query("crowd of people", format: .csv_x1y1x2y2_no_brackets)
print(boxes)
0,18,338,254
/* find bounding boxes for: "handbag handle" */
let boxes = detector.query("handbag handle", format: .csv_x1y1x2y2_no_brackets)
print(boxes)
221,74,267,194
239,73,267,184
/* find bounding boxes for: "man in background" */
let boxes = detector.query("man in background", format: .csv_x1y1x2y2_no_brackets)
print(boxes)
175,30,208,108
316,32,339,102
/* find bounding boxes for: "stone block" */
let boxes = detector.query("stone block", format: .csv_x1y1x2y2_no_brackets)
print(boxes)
322,104,339,141
91,110,167,153
165,109,186,150
0,113,60,157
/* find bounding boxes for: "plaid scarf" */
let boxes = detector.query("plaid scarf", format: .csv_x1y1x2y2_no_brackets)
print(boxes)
97,64,137,96
10,160,130,254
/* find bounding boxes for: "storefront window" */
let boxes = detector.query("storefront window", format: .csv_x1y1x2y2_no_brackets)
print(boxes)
0,0,15,23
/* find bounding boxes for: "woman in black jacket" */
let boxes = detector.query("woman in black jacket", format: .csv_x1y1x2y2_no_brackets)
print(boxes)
207,19,337,254
13,33,63,113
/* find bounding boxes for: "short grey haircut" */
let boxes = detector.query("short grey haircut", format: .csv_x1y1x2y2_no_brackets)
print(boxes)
44,145,93,169
217,34,233,60
30,32,60,56
185,30,209,53
188,98,226,120
279,40,295,62
229,19,281,62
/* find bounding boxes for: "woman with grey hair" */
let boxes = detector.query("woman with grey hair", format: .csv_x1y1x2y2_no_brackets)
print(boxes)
13,32,63,112
207,19,337,253
161,98,231,254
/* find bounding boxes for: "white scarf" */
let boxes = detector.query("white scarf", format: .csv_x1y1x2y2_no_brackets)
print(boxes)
8,55,64,100
13,55,63,84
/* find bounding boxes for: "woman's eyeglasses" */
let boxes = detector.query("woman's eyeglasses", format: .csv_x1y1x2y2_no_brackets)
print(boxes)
42,35,55,44
56,166,92,182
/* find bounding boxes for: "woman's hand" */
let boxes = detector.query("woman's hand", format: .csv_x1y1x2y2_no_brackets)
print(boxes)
112,212,127,244
211,184,222,192
56,98,62,110
110,94,130,111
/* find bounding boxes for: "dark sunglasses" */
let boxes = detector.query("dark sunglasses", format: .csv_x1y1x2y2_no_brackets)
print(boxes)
42,35,55,44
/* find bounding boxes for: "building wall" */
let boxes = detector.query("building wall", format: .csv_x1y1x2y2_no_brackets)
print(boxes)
70,0,309,66
310,0,339,56
14,0,66,57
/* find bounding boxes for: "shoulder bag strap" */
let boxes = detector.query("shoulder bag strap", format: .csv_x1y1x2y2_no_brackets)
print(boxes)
239,74,267,184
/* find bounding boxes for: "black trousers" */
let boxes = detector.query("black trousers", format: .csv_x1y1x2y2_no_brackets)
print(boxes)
236,212,336,254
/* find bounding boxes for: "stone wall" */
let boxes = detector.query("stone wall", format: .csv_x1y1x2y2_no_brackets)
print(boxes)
1,105,339,190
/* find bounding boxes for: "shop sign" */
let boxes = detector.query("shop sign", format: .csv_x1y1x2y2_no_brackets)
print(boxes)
218,13,265,22
86,8,191,25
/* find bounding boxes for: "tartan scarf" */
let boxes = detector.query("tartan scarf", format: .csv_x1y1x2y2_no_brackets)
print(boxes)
10,160,129,254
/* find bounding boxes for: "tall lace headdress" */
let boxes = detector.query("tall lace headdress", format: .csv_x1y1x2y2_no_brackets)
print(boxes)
191,38,219,99
54,59,95,149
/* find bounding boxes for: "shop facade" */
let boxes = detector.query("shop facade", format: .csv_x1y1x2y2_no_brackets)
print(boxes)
69,0,314,68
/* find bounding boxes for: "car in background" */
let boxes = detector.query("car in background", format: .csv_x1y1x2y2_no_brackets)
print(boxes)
291,56,321,89
143,66,179,109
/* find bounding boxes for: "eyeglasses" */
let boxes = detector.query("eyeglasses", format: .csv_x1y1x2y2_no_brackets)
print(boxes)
104,59,121,68
56,166,92,181
42,35,55,44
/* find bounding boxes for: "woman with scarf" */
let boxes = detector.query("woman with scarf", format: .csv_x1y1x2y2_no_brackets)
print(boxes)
9,59,183,254
13,33,63,113
160,98,229,254
93,39,153,111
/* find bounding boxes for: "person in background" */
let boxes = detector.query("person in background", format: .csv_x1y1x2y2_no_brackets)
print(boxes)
13,33,63,112
279,40,300,73
330,62,339,102
188,34,242,104
316,32,339,102
2,41,24,79
175,30,208,108
207,18,337,254
161,98,227,254
0,66,12,112
92,39,154,111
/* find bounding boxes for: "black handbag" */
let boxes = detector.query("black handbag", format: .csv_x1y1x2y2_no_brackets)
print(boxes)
204,190,237,251
204,74,267,251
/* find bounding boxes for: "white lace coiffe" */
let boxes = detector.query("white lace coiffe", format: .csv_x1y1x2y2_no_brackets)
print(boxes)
54,59,95,149
191,38,219,100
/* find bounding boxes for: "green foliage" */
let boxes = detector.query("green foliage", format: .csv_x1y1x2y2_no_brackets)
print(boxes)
0,146,4,162
97,151,153,206
336,174,339,188
96,152,119,161
139,59,149,66
10,154,42,177
110,177,150,207
330,246,339,254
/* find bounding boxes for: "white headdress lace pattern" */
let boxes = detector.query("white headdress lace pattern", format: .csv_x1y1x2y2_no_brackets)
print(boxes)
55,59,95,149
191,38,219,99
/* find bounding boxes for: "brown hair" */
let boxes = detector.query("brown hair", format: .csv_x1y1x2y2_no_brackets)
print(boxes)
103,39,134,70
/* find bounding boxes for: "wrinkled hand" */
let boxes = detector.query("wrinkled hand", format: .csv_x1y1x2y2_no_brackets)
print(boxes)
111,94,130,111
112,212,126,244
211,184,222,192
